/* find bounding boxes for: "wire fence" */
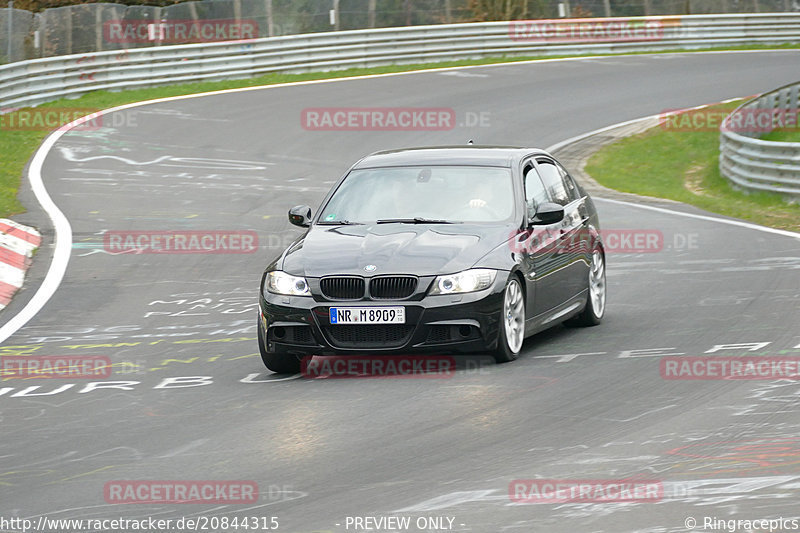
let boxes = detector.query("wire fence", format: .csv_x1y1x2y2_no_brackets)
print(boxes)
2,0,799,63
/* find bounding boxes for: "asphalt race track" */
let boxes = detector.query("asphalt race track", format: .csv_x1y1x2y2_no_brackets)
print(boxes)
2,51,800,532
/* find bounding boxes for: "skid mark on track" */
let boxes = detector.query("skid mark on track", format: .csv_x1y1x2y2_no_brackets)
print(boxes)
57,146,275,170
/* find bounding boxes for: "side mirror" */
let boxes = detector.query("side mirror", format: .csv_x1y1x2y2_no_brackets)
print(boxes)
529,202,564,225
288,205,312,228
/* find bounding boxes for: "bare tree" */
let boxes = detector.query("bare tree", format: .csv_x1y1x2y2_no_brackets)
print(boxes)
469,0,547,21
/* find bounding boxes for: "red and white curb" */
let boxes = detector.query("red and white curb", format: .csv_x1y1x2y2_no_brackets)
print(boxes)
0,219,41,311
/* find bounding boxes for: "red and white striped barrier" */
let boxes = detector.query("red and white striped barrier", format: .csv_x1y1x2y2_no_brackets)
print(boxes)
0,219,41,310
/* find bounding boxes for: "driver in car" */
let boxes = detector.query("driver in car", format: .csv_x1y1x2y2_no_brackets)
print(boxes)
468,181,495,209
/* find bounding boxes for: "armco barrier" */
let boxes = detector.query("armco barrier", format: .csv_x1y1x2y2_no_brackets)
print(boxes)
720,81,800,199
2,14,800,110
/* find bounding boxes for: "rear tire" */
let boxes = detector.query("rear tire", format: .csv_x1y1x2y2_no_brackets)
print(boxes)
493,277,525,364
258,320,302,374
566,248,606,327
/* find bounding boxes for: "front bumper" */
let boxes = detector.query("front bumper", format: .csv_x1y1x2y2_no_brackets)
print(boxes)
258,274,508,356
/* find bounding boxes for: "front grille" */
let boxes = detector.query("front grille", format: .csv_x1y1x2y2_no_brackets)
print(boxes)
426,325,452,344
320,277,365,300
369,276,417,299
288,326,314,345
323,324,414,349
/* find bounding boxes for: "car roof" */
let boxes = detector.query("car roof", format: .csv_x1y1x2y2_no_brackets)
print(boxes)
351,146,549,169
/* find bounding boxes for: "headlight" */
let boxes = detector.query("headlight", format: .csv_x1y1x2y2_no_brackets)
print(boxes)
429,268,497,295
265,271,310,297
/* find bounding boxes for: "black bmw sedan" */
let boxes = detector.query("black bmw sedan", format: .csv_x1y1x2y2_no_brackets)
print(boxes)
258,146,605,373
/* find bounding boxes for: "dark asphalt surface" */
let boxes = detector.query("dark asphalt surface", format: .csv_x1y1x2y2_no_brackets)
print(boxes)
2,51,800,533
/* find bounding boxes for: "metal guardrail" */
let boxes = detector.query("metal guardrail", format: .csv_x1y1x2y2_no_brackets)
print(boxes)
2,14,800,110
720,81,800,199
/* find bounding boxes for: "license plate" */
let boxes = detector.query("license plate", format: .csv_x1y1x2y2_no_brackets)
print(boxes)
329,306,405,325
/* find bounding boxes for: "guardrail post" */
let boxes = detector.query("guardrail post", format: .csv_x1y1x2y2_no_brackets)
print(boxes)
95,6,103,52
66,5,73,55
266,0,274,37
6,1,12,62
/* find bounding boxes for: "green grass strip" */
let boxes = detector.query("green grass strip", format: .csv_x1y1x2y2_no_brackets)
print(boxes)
761,130,800,143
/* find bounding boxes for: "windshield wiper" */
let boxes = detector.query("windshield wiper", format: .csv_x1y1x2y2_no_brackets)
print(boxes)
376,217,459,224
316,220,363,225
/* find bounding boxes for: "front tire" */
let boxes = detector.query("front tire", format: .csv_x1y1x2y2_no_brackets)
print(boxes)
566,249,606,327
493,277,525,363
258,320,302,374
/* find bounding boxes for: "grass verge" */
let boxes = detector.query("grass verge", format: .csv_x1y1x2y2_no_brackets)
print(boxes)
1,43,799,218
761,130,800,142
585,101,800,232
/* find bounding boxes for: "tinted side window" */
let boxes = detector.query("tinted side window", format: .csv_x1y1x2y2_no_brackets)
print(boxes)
523,164,549,219
536,160,570,206
556,162,580,201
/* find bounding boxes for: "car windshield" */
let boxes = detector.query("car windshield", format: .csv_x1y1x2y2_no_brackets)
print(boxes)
318,165,515,224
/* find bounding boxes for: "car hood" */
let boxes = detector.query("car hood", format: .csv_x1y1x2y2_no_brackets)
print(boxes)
282,223,515,277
